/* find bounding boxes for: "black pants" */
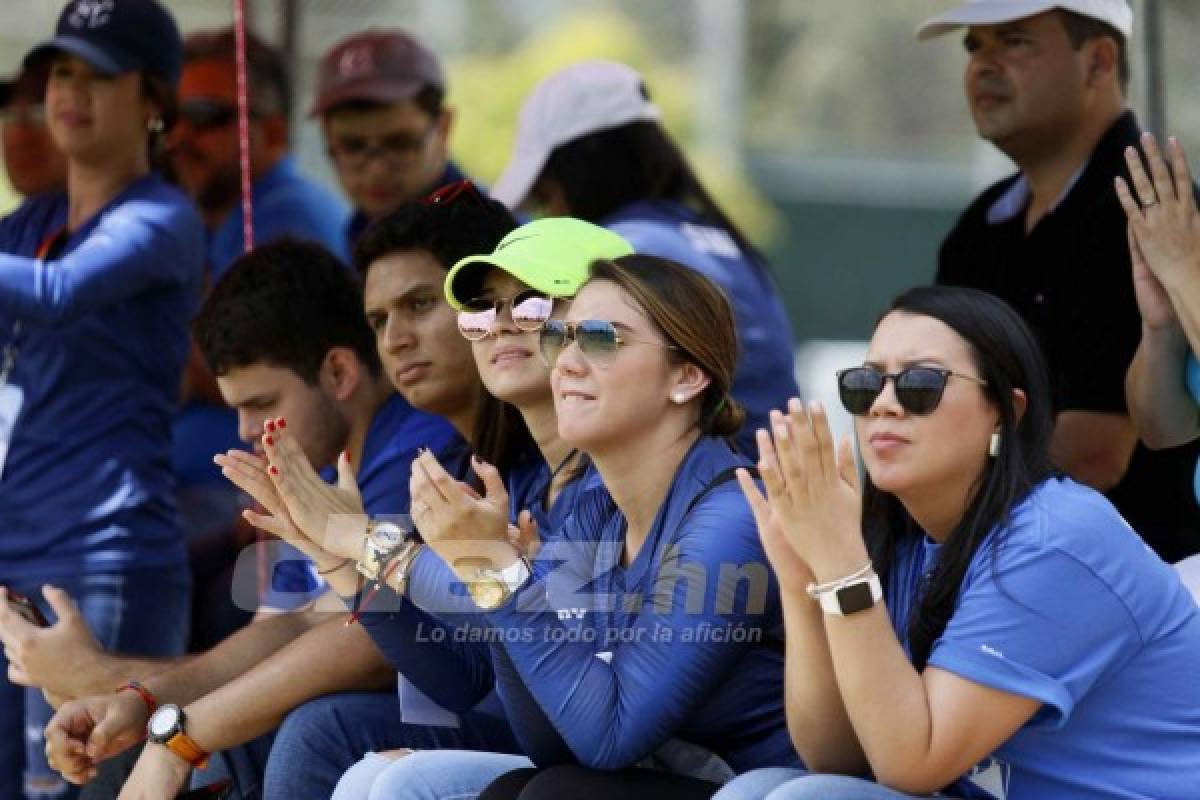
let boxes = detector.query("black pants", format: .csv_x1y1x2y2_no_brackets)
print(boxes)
479,765,721,800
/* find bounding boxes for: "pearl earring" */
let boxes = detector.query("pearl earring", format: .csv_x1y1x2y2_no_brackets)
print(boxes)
672,392,686,404
988,432,1001,457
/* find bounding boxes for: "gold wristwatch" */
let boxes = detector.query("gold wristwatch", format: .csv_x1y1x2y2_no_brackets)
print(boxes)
468,557,531,610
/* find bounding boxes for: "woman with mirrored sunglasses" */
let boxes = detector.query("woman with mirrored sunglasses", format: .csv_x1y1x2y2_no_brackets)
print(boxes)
715,286,1200,800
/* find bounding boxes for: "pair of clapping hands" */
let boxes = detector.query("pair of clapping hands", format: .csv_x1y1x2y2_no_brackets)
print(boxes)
213,418,539,583
1115,133,1200,329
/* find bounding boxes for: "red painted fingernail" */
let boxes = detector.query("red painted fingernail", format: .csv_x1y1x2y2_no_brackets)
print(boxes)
269,465,280,476
278,418,287,429
265,419,276,432
344,450,352,465
265,435,274,446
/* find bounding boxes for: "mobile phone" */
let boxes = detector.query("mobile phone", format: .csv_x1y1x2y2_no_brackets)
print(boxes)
176,780,232,799
4,589,49,627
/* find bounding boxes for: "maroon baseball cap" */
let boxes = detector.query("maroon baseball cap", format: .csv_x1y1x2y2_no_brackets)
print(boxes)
310,28,444,117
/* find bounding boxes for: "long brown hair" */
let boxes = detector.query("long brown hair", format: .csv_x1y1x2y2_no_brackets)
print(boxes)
586,254,744,438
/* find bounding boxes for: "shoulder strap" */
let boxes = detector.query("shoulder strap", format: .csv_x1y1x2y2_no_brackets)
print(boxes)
682,465,784,656
684,466,759,517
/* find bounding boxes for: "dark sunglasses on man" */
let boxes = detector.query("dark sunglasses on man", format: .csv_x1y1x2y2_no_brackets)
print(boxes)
836,365,987,416
177,99,249,132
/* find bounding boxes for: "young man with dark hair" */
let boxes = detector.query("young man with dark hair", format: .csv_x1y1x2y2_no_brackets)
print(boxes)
922,0,1200,562
8,240,454,799
312,29,468,250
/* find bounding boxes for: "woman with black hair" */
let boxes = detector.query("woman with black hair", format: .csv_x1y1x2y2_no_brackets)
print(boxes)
490,60,799,457
716,286,1200,800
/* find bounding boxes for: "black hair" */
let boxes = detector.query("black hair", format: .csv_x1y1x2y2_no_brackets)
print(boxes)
194,239,381,383
861,286,1055,670
352,197,536,477
353,194,518,277
537,119,763,264
323,85,445,121
183,27,292,118
1059,10,1129,93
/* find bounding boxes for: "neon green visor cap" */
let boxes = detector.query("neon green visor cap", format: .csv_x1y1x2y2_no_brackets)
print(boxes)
444,216,634,311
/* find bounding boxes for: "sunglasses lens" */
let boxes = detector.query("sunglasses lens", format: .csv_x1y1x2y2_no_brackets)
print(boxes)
838,368,883,415
457,301,495,341
511,292,553,331
895,368,948,414
539,320,568,365
179,102,236,130
576,321,620,361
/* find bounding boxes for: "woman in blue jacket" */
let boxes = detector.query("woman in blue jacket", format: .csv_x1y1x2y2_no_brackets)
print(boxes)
0,1,202,796
349,255,797,799
717,286,1200,800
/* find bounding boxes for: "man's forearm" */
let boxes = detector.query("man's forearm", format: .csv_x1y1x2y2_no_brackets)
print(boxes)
76,653,191,699
182,616,394,753
140,609,327,708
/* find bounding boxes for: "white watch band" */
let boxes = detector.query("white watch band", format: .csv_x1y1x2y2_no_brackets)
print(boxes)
817,572,883,616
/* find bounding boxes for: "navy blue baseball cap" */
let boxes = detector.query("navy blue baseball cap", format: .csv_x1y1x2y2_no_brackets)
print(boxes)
23,0,184,88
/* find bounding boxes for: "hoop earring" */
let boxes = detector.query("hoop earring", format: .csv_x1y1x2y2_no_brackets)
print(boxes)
988,432,1001,458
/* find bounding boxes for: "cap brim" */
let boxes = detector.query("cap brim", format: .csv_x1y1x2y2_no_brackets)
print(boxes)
445,250,581,311
490,150,548,211
308,79,429,118
23,35,134,75
916,1,1057,40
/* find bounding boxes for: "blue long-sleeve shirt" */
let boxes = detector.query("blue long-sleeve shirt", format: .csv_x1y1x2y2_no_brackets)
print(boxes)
0,174,204,580
484,436,797,772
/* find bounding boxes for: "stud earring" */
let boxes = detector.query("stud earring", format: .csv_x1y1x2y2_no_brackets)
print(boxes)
672,392,687,404
988,432,1001,458
146,116,164,133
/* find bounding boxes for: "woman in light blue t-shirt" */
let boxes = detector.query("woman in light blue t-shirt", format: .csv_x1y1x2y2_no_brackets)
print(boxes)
718,285,1200,800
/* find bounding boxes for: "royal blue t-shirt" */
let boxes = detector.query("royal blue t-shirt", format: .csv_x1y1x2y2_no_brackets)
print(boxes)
0,174,204,581
486,436,796,772
208,156,349,279
261,392,456,609
887,477,1200,800
604,201,799,456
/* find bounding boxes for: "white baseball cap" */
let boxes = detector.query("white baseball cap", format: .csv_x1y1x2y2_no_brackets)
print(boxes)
916,0,1133,41
491,60,662,209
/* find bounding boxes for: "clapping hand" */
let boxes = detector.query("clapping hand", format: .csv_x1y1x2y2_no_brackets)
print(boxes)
737,399,867,586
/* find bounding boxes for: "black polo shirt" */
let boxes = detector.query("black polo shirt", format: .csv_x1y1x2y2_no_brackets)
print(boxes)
937,110,1200,562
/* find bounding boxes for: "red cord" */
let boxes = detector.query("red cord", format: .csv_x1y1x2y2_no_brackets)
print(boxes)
231,0,266,603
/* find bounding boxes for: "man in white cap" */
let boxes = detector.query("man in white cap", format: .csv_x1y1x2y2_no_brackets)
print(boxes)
927,1,1200,562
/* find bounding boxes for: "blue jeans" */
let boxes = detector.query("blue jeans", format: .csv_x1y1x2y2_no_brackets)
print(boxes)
262,691,521,800
714,769,951,800
334,750,532,800
0,566,191,800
